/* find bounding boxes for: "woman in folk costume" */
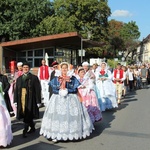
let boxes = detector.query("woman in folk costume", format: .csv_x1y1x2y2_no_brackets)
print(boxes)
40,62,93,143
95,62,118,111
82,61,97,92
14,62,24,79
82,62,96,80
77,67,102,123
8,62,23,117
0,82,13,147
91,63,99,74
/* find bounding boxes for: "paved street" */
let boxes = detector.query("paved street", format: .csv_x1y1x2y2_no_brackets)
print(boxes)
5,87,150,150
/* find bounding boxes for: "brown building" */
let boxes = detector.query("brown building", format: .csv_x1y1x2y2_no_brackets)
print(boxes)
0,32,102,74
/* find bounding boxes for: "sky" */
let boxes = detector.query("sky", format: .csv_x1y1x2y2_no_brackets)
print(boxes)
108,0,150,40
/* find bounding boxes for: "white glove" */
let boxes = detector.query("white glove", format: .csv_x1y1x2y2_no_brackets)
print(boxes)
14,103,17,107
3,92,5,95
37,103,41,108
59,89,68,97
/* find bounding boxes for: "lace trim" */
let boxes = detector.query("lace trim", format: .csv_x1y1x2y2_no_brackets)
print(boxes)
40,129,93,141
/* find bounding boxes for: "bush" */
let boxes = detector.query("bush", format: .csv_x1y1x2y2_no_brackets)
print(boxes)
107,59,118,69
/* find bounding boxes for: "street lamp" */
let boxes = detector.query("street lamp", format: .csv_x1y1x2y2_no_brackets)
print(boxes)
121,57,125,62
80,31,92,63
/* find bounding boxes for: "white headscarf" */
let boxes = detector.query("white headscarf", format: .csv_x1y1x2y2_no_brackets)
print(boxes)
82,61,89,66
96,62,108,73
17,62,23,67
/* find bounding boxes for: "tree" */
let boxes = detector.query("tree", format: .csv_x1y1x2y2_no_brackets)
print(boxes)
108,19,124,37
32,15,76,36
120,21,140,40
35,0,111,41
0,0,53,41
107,20,140,59
108,20,124,57
120,21,140,60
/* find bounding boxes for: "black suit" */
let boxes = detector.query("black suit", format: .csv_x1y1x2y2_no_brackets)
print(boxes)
14,73,41,122
14,72,41,136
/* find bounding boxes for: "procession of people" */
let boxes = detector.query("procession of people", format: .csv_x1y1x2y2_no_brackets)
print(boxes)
0,59,149,147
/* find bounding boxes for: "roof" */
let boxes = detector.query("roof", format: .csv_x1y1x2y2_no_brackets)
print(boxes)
142,34,150,43
0,32,104,51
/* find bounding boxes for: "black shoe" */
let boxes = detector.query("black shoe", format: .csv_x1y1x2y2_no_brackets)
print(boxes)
22,130,27,138
22,123,29,138
27,128,35,134
28,122,35,134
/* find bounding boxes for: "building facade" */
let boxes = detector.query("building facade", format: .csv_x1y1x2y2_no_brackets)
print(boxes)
136,34,150,64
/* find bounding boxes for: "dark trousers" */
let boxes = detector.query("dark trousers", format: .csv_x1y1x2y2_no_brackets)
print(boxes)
129,80,134,91
23,112,35,132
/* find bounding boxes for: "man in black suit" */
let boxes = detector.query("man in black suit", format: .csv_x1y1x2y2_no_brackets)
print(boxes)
14,62,41,138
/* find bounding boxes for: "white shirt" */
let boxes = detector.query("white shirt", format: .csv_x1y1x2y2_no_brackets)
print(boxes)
128,71,134,81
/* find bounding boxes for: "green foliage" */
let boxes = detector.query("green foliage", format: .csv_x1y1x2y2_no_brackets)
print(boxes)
0,0,111,44
32,15,76,36
107,20,141,59
120,21,140,40
36,0,111,40
0,0,52,41
107,59,118,68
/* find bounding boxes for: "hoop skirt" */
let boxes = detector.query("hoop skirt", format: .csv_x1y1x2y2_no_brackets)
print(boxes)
78,88,102,123
40,93,93,141
95,79,118,111
0,94,13,147
95,69,118,112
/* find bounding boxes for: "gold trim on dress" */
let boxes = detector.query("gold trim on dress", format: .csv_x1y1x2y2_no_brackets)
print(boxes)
21,88,26,113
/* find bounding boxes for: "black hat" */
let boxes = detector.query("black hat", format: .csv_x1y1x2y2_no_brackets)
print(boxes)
22,62,30,68
51,61,59,67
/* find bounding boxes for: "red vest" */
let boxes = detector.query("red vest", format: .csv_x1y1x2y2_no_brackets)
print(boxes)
113,69,124,84
39,65,49,80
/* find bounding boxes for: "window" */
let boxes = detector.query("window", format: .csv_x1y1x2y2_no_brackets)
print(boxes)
18,51,26,57
35,49,43,57
18,58,27,62
34,59,42,67
27,51,33,57
27,58,33,62
45,48,54,56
